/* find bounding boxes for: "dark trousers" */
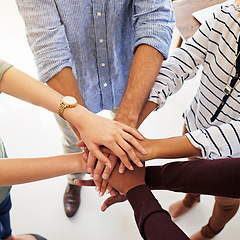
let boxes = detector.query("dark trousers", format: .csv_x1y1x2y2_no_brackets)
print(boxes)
0,194,12,240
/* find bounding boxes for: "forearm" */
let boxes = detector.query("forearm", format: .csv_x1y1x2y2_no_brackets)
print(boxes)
0,153,87,186
115,44,163,127
137,101,157,128
127,185,189,240
0,67,64,113
145,158,240,199
0,66,89,129
46,67,85,107
142,135,201,161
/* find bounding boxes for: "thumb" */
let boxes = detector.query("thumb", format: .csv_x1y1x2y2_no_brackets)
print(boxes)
101,194,127,212
74,179,95,187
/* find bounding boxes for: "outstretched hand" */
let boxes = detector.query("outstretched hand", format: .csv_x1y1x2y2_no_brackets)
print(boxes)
75,111,146,170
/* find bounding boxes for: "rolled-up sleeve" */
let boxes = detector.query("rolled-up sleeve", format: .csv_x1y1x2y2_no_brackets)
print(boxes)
133,0,175,59
186,119,240,159
0,59,12,81
16,0,72,83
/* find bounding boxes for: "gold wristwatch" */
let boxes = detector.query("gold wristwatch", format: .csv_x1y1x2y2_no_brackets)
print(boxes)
58,96,77,118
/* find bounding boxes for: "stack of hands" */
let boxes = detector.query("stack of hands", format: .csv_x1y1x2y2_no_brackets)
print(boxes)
75,136,150,211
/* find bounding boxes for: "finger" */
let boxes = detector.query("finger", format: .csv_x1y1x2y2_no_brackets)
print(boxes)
121,131,147,155
99,180,108,197
106,184,114,195
117,136,143,168
101,194,127,212
93,160,106,182
83,152,88,162
94,177,103,193
102,155,118,180
117,122,144,140
118,162,126,174
89,146,112,168
87,152,97,173
76,140,86,148
74,179,95,187
108,143,134,171
110,188,118,196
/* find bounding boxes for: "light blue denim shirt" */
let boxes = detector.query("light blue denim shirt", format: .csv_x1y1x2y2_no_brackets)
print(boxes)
16,0,175,113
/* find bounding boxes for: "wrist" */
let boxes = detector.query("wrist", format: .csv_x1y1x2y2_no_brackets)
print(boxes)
114,111,138,128
124,181,146,195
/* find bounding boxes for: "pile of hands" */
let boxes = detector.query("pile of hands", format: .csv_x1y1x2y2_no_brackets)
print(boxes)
75,134,151,212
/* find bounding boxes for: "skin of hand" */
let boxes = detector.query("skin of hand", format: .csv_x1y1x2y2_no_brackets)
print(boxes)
107,161,146,195
75,113,146,169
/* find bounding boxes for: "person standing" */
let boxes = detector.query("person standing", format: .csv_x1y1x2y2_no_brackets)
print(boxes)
15,0,175,217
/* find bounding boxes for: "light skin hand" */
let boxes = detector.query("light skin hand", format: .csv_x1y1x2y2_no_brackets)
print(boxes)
75,113,146,169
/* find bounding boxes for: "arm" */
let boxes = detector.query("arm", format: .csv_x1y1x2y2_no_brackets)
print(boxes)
115,0,175,127
115,44,164,127
101,135,201,161
145,158,240,199
0,64,146,167
106,162,189,240
127,185,190,240
0,152,86,186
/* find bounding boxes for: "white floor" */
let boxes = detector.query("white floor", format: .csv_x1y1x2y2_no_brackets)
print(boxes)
0,1,240,239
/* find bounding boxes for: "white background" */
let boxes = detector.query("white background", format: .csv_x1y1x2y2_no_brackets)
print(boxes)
0,0,240,239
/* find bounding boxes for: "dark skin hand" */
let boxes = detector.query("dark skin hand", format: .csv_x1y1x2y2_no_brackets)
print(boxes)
75,161,145,211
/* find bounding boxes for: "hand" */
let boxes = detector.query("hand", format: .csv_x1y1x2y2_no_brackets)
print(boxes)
74,178,126,212
101,194,127,212
100,137,155,162
75,110,146,170
107,161,146,196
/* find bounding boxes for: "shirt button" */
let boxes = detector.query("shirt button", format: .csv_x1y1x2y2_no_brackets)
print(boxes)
101,63,106,67
103,83,108,87
97,12,101,16
99,39,104,43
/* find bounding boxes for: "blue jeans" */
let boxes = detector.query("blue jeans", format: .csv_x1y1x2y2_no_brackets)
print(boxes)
0,194,12,239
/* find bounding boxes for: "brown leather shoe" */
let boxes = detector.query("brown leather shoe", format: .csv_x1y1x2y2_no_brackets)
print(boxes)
63,184,81,217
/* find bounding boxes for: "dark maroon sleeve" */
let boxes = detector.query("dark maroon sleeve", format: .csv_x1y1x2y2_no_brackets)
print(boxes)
145,158,240,198
126,184,189,240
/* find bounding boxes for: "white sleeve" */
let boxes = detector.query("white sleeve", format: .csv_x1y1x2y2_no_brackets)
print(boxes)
186,119,240,159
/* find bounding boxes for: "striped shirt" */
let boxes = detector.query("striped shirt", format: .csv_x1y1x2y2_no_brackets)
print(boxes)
149,4,240,159
16,0,175,114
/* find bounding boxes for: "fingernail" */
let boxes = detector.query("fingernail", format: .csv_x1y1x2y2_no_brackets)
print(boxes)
106,189,110,194
141,148,147,154
138,161,143,167
119,167,124,173
129,165,134,171
99,192,103,197
95,186,100,192
83,154,88,161
102,174,109,180
87,167,92,173
94,174,100,180
105,163,111,168
110,189,117,196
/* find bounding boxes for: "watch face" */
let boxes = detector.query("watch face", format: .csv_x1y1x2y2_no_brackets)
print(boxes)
62,96,77,105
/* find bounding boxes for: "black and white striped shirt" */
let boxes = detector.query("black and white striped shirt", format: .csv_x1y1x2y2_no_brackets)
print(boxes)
149,3,240,159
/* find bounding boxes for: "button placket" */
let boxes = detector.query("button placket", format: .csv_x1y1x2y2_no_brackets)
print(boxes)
93,2,112,107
